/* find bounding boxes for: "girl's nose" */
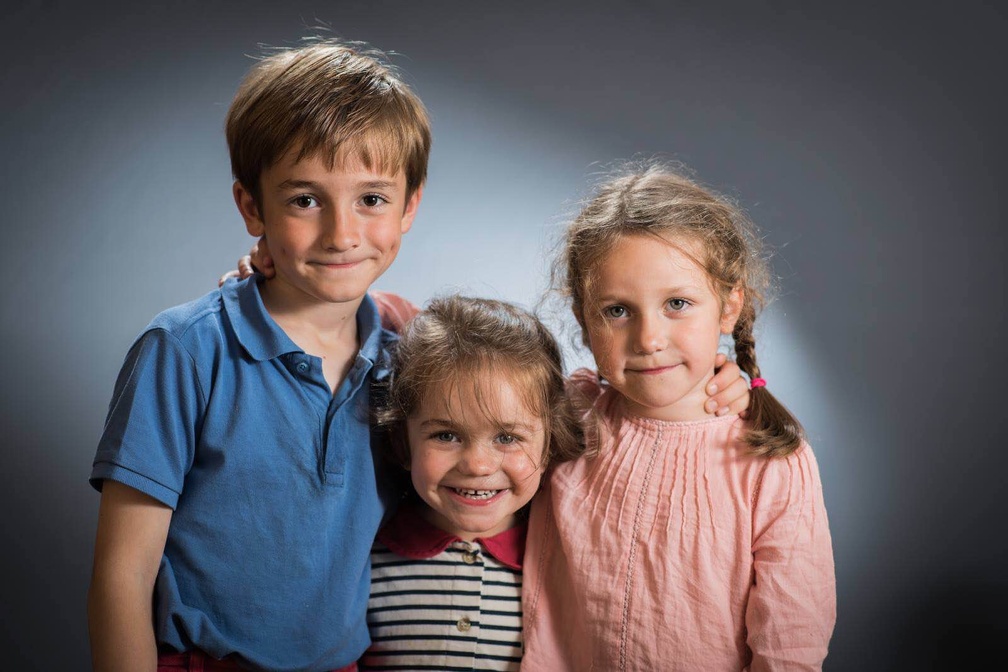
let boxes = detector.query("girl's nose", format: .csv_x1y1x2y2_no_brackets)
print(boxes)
457,444,499,476
633,314,668,355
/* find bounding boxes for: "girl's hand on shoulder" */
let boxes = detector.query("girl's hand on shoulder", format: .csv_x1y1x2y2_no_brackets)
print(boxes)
705,354,751,417
217,238,275,287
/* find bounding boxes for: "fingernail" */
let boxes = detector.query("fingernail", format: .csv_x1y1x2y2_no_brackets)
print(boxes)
707,384,718,395
716,406,729,416
705,400,717,413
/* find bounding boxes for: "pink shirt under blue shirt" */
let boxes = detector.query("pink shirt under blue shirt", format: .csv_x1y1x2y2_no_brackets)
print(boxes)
520,369,836,671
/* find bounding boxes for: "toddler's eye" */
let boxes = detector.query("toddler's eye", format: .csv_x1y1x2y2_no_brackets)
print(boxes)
292,195,318,209
496,433,518,445
603,305,627,319
361,194,387,207
433,431,458,443
667,299,688,311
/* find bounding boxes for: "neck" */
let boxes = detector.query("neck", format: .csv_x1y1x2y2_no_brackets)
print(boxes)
620,370,716,422
259,277,362,337
258,278,364,394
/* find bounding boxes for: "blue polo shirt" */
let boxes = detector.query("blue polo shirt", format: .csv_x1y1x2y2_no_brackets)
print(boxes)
91,276,400,671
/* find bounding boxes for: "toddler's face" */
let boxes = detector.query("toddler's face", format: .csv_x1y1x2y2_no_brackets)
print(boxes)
582,233,742,421
406,375,546,540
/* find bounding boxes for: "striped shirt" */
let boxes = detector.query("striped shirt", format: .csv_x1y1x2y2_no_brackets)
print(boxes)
360,505,525,671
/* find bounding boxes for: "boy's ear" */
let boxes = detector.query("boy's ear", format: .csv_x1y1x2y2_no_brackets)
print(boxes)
233,181,265,237
720,287,744,334
399,186,423,234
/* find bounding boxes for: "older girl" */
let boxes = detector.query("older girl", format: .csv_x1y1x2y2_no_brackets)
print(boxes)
521,164,836,671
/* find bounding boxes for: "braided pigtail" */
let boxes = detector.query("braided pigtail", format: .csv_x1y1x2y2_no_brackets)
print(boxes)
732,302,803,457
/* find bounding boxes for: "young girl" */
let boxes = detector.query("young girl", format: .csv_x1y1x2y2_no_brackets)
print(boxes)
520,164,836,671
359,295,584,672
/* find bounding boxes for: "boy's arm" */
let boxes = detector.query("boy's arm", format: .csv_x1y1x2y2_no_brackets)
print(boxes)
88,481,172,672
706,353,751,416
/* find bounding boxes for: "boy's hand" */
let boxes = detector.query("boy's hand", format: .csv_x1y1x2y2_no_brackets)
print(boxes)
705,354,751,417
217,238,275,287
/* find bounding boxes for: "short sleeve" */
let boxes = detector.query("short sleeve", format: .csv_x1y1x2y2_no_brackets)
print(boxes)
745,444,836,671
90,328,206,509
369,290,420,334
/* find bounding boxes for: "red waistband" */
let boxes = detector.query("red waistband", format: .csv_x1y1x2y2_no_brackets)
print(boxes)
157,650,358,672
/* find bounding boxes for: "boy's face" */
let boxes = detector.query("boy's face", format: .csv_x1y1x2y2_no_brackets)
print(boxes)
406,375,546,541
234,149,421,308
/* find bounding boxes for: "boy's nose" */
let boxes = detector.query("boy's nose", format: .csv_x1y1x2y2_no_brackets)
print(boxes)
322,209,361,251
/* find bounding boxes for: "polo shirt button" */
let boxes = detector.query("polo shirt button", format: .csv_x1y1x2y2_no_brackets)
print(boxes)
462,550,478,564
296,361,309,373
457,616,471,632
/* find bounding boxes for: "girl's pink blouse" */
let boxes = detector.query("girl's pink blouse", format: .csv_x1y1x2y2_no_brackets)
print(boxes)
521,369,836,671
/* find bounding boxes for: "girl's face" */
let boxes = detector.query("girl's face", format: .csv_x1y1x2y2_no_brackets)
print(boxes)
406,373,546,541
582,233,742,422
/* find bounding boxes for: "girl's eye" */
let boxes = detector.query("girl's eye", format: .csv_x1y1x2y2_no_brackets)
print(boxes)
667,298,689,311
603,305,627,319
292,195,318,209
361,194,387,207
432,431,458,443
496,433,518,446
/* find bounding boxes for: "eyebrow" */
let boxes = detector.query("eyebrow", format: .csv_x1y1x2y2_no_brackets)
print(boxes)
417,418,539,432
597,286,702,302
276,179,321,191
358,180,399,190
417,418,455,428
275,178,398,191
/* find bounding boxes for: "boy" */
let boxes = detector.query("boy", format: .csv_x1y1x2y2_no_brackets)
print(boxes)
87,40,429,671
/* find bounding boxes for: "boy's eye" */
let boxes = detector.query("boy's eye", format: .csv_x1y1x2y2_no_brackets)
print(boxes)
361,194,387,207
603,305,627,319
667,298,689,311
291,195,318,209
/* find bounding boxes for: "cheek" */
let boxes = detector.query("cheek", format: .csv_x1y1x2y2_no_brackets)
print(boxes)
680,320,722,363
409,448,445,491
370,221,404,249
508,452,543,495
586,328,618,373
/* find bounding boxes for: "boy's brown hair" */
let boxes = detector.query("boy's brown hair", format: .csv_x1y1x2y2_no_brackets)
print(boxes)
225,38,431,209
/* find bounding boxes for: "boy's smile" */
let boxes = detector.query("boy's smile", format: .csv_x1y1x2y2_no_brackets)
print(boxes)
406,375,546,541
234,149,421,312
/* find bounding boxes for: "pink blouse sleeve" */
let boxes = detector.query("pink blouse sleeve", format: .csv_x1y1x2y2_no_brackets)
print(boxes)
745,443,836,671
369,290,421,334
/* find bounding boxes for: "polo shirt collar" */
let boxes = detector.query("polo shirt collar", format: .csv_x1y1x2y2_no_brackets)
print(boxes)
377,501,526,570
222,277,387,366
356,291,384,371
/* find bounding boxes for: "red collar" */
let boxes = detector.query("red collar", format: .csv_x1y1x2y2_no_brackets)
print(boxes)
377,502,526,570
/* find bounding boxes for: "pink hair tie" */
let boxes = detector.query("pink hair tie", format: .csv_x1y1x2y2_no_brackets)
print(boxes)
750,377,767,389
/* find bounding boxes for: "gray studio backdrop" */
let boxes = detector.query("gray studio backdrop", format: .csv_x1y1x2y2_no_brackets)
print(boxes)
2,1,1004,669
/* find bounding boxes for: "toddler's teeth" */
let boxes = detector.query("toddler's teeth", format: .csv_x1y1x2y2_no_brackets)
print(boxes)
453,487,500,500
